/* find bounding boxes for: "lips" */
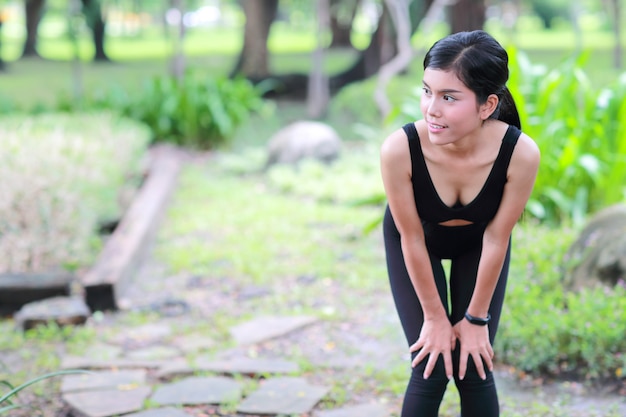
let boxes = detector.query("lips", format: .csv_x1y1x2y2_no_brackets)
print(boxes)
428,122,447,130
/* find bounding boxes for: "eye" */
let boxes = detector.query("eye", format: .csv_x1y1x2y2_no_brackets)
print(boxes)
443,95,456,102
422,87,432,95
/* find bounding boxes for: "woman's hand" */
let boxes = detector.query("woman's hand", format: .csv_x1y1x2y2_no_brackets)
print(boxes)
409,317,456,380
453,318,494,380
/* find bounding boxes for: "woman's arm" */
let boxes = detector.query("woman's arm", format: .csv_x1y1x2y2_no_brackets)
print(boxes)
380,126,456,380
456,132,541,380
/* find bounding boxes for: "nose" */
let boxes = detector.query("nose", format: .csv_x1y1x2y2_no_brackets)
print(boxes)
426,98,440,117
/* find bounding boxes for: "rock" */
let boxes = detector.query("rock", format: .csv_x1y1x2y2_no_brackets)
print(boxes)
236,376,329,415
562,204,626,290
150,376,242,406
266,121,341,167
63,386,152,417
229,315,318,345
14,296,90,331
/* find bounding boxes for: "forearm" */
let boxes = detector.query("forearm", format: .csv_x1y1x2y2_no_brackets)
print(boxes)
467,235,510,317
400,236,448,320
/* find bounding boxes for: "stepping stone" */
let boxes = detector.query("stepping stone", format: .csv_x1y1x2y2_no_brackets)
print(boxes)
82,343,123,360
171,334,214,354
61,355,164,370
315,403,389,417
61,370,147,393
63,386,152,417
125,407,194,417
14,296,90,331
125,345,181,360
230,315,318,345
155,359,194,380
196,357,299,376
108,323,172,347
237,377,330,415
151,376,241,406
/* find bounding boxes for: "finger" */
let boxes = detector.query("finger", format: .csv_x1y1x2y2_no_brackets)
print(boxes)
423,352,438,380
483,349,494,372
409,339,424,353
458,350,468,380
472,353,487,380
411,348,428,368
443,350,453,380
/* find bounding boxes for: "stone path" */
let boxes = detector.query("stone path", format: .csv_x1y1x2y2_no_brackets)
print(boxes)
57,314,391,417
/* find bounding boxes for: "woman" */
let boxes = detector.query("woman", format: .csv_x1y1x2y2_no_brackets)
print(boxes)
380,30,540,416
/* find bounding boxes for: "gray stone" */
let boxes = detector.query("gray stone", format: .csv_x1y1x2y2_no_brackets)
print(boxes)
237,377,329,415
196,357,299,375
14,296,90,331
315,403,389,417
230,315,318,345
63,386,152,417
61,356,164,370
108,323,172,347
151,376,241,406
266,121,342,166
125,345,181,360
170,334,214,354
125,407,194,417
60,370,147,393
81,343,123,360
563,203,626,290
155,359,194,380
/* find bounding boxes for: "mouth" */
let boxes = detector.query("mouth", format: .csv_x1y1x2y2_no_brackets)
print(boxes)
428,122,447,130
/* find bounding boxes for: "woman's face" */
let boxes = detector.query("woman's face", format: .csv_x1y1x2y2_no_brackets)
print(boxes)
420,68,487,145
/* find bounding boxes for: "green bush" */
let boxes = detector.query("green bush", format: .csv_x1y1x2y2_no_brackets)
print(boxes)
0,113,150,273
497,224,626,383
58,71,265,150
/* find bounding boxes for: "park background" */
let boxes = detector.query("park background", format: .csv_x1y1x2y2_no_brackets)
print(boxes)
0,0,625,416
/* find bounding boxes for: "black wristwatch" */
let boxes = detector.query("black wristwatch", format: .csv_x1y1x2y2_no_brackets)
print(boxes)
464,311,491,326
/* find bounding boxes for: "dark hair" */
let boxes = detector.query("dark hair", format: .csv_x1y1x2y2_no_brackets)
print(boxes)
423,30,521,129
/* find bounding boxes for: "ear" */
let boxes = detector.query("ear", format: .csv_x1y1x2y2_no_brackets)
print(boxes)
479,94,499,120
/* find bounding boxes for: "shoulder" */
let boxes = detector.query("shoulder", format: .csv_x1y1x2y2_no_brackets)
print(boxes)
509,130,540,178
513,131,540,166
380,124,412,162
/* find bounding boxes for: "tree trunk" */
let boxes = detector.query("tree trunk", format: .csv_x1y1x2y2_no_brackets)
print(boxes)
329,0,433,92
0,19,5,71
230,0,278,79
81,0,110,61
375,0,413,118
449,0,485,33
329,0,360,48
22,0,45,58
308,0,331,118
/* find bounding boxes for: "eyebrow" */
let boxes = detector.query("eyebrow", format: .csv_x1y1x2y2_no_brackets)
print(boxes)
422,81,463,94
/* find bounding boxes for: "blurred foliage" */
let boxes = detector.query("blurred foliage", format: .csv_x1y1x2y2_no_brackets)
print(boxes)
498,224,626,384
54,71,265,150
0,113,150,273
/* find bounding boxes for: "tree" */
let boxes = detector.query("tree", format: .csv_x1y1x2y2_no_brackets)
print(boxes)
22,0,45,58
81,0,110,61
21,0,109,61
229,0,489,99
449,0,485,33
229,0,279,79
329,0,361,48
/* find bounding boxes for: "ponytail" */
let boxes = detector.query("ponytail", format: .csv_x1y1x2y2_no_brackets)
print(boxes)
493,87,521,130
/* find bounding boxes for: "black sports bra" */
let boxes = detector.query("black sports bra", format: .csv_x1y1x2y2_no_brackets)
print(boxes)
402,122,521,224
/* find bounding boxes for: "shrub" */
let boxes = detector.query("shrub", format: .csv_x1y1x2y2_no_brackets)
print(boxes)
58,71,265,150
497,223,626,383
0,113,150,273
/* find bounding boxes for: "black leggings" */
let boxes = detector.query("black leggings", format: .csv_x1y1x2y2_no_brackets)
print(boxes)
383,207,510,417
